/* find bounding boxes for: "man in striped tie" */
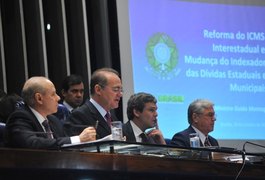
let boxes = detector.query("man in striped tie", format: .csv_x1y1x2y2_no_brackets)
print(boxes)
171,99,219,148
5,76,96,149
64,68,123,139
122,92,166,145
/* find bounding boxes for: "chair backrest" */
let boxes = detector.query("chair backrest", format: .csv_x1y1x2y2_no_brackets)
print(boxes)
165,138,171,145
54,104,70,123
0,122,6,147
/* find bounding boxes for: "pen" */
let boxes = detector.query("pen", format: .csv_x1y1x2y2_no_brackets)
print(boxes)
95,120,99,129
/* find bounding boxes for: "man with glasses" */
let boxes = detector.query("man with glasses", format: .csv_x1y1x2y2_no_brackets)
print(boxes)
64,68,123,139
171,99,219,147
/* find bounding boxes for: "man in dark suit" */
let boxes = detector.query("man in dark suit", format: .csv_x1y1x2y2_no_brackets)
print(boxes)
54,74,84,123
171,99,219,147
0,93,23,123
5,76,96,149
64,68,122,139
123,92,166,144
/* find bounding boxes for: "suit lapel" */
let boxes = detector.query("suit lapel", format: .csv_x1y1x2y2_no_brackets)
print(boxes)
85,101,111,133
24,106,48,138
26,106,44,132
123,121,136,142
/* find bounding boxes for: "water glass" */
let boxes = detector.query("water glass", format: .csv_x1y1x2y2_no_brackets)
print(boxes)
189,133,200,148
111,121,123,140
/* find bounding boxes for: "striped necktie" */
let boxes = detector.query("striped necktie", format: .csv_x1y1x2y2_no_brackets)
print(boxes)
42,120,53,139
204,136,211,146
140,133,149,143
105,112,112,127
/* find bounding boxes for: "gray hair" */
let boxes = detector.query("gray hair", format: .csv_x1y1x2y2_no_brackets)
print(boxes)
187,99,214,124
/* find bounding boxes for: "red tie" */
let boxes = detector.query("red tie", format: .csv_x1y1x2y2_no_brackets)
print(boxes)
105,112,112,127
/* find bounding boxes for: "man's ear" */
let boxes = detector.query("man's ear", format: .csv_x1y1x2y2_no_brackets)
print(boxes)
192,113,199,123
35,93,43,104
133,109,140,118
94,84,102,95
61,89,66,97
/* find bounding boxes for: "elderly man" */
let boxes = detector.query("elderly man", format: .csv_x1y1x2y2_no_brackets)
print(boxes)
64,68,123,139
5,76,96,149
171,99,219,147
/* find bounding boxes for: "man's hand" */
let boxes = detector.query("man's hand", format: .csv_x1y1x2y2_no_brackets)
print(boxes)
147,129,166,145
79,127,96,142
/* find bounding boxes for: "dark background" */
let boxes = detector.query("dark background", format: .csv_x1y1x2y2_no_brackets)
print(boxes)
0,0,123,119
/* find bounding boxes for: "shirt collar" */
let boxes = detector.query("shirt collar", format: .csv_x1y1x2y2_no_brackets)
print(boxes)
90,98,107,118
29,106,46,131
191,125,207,143
63,101,74,112
130,121,144,142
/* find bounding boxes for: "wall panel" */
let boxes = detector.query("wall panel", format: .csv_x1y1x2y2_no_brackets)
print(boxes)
0,0,26,95
0,0,123,120
23,0,46,77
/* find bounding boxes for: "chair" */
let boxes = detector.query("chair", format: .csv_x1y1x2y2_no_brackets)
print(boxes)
54,104,70,123
165,138,171,145
0,122,6,147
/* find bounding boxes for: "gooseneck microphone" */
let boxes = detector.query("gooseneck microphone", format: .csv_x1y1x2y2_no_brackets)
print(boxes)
235,141,265,180
64,122,99,129
243,141,265,152
13,129,53,135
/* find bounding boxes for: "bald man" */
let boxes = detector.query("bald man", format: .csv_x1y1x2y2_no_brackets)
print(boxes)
5,76,96,149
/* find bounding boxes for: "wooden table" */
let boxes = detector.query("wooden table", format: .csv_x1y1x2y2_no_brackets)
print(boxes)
0,147,264,180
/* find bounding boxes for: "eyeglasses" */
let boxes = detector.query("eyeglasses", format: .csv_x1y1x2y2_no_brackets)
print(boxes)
111,87,123,93
98,84,123,93
198,112,216,118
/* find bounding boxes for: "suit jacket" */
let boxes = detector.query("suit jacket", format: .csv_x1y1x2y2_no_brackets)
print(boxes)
5,105,71,149
64,99,118,139
170,125,219,147
122,121,157,144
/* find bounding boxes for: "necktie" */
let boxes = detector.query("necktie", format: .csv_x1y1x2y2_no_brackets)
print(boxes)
140,133,149,143
105,112,112,127
204,136,211,146
42,120,53,139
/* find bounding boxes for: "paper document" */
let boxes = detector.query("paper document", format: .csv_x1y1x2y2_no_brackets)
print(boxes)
62,134,113,148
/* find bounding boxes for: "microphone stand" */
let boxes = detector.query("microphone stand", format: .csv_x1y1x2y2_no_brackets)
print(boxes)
235,141,265,180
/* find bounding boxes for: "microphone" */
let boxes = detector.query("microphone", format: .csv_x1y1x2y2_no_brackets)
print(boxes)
13,129,53,135
64,122,99,129
234,141,264,180
243,141,265,152
64,123,87,128
240,141,265,166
